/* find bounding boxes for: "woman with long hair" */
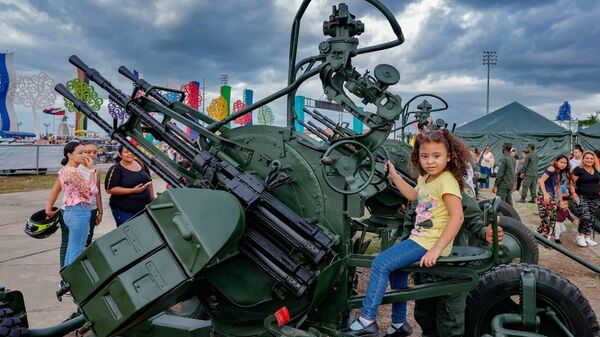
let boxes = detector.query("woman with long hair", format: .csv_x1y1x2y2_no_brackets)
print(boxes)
45,142,98,266
570,151,600,247
105,145,154,226
536,154,569,239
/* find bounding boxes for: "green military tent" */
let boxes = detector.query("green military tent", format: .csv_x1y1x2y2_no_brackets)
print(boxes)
455,101,571,175
577,122,600,151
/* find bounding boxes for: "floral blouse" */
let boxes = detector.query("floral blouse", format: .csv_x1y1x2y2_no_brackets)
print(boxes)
59,166,99,207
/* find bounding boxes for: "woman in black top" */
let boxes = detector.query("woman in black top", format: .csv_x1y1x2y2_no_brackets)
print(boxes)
570,150,600,247
105,145,154,226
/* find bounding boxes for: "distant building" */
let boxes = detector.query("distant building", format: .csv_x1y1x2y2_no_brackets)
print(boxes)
57,116,69,138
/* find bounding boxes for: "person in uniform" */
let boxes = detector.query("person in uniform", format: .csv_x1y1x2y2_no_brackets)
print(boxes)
519,144,539,203
493,144,517,205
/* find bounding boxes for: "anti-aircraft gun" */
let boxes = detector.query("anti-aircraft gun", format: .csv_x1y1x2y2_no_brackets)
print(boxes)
1,2,599,337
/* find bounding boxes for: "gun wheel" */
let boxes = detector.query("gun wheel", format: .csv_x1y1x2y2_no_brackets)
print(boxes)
0,306,28,337
470,216,539,264
466,263,599,337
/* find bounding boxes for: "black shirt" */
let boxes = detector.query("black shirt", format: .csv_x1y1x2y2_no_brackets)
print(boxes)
573,166,600,200
105,162,153,213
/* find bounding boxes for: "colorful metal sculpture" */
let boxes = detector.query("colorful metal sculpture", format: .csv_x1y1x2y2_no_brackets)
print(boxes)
256,105,274,125
64,78,102,113
8,72,56,137
207,96,228,121
232,99,251,125
2,2,598,337
108,99,126,121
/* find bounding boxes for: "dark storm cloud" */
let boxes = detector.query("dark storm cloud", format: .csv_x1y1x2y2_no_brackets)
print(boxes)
403,0,600,90
1,0,599,132
26,1,292,83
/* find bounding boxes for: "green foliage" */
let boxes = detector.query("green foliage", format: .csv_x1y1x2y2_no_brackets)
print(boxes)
578,115,598,128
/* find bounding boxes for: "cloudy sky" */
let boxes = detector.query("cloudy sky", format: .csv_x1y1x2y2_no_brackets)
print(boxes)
1,0,599,136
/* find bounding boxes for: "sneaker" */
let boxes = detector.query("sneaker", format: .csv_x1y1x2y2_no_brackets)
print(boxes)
528,199,536,203
345,319,379,337
586,238,598,247
385,322,413,337
555,239,562,244
517,198,526,203
576,235,588,247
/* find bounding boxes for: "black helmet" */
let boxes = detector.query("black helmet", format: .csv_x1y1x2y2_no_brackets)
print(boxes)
25,208,61,239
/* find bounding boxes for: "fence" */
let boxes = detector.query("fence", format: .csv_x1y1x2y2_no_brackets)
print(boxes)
0,144,65,174
0,144,120,175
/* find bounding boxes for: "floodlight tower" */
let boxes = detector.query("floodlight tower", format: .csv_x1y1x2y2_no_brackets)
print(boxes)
482,51,497,114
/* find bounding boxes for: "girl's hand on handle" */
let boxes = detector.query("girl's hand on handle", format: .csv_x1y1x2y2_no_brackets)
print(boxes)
385,161,399,179
420,247,443,267
573,193,580,204
543,193,550,203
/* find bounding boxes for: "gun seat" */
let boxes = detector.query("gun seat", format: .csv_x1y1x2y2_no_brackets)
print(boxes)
431,246,491,266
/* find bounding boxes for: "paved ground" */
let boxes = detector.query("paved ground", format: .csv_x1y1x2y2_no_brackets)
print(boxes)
0,177,166,328
2,180,600,331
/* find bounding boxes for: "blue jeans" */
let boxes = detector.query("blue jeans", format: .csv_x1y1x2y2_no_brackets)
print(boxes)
62,204,91,266
361,239,427,323
112,208,137,227
479,167,491,188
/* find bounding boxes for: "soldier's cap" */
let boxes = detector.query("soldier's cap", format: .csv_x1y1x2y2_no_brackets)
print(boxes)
510,147,516,152
527,143,535,147
503,143,512,148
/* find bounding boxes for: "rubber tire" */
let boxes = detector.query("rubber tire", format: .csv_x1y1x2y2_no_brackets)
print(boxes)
470,216,539,265
0,307,27,337
466,263,600,337
478,199,521,221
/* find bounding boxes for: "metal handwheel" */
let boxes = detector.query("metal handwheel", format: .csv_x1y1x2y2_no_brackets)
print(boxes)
358,145,390,186
321,140,375,195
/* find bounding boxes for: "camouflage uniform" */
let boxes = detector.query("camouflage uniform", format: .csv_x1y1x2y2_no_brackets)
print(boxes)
520,151,539,201
494,153,516,205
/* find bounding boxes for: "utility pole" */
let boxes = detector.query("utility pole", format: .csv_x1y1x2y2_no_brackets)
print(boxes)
482,51,497,114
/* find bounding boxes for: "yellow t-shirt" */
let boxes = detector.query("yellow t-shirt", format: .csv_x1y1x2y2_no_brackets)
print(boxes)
409,171,462,256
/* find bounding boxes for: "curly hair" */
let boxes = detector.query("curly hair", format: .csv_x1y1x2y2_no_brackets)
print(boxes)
409,130,471,190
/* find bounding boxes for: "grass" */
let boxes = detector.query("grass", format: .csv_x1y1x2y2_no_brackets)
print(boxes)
0,174,57,194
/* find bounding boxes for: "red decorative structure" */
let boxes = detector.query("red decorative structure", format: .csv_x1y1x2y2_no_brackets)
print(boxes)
233,99,251,125
181,81,202,110
181,81,202,137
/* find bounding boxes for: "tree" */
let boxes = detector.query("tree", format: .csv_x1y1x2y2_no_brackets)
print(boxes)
556,101,571,121
8,72,56,137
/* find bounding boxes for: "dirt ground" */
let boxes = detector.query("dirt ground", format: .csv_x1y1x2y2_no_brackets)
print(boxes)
356,188,600,335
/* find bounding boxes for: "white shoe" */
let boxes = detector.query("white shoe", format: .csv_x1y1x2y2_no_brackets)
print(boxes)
586,237,598,246
576,235,588,247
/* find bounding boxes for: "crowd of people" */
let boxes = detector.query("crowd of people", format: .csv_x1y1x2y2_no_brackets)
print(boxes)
473,143,600,247
44,141,155,280
38,134,599,337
